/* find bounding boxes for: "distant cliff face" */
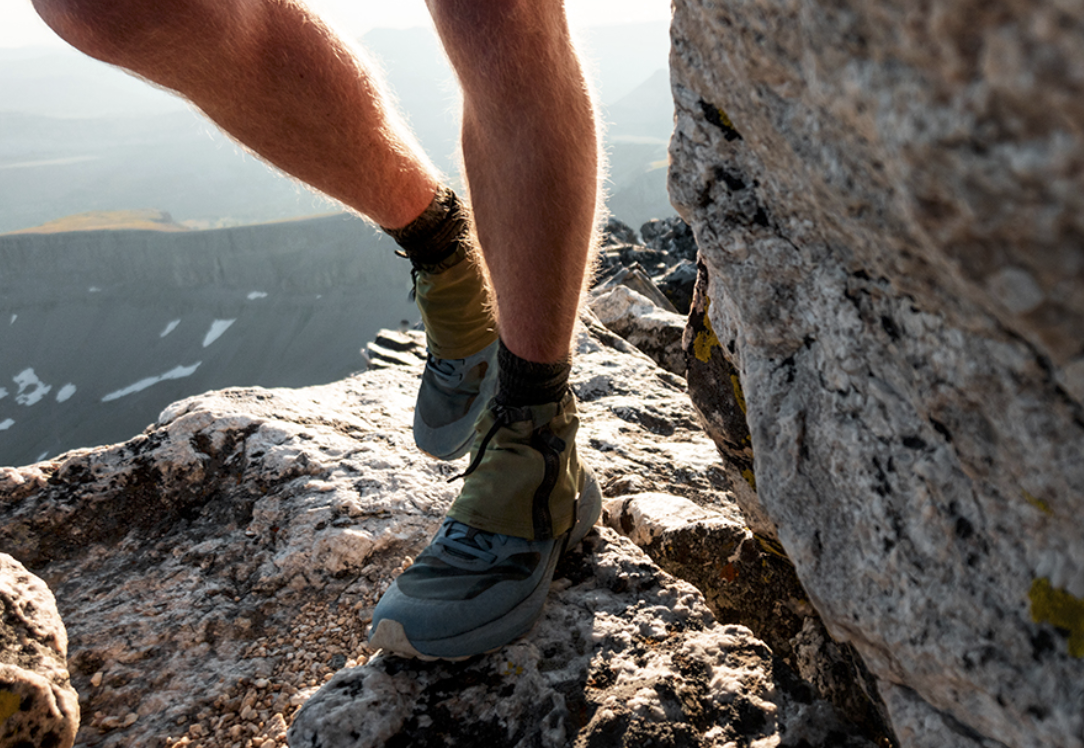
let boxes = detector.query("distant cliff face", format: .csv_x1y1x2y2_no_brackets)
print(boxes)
670,1,1084,746
0,213,416,467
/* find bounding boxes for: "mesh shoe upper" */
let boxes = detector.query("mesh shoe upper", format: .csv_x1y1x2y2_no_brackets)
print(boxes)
410,246,498,460
413,342,498,460
368,393,600,660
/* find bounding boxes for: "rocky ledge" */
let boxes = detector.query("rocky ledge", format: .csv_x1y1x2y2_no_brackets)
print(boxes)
0,313,885,747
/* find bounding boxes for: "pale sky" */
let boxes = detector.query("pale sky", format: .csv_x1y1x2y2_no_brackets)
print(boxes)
2,0,672,48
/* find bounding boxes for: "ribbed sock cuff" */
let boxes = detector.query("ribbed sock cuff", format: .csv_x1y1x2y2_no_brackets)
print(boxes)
495,339,571,407
383,186,469,273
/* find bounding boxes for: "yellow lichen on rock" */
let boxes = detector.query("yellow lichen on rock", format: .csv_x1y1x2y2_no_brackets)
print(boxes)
742,468,757,491
693,298,721,363
1023,490,1053,516
0,689,21,725
1029,577,1084,658
694,327,720,363
730,374,747,415
694,331,716,362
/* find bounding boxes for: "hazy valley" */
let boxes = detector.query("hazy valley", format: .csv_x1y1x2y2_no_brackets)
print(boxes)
0,212,422,466
0,23,674,234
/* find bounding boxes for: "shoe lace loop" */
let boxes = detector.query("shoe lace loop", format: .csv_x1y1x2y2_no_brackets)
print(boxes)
427,354,462,383
435,520,508,564
448,404,515,482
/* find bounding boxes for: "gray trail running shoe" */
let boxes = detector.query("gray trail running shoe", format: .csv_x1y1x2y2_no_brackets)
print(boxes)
414,342,498,461
411,246,498,460
368,392,600,660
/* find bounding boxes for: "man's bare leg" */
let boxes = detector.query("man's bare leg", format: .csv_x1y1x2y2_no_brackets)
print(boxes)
33,0,501,460
32,0,438,228
37,0,602,659
366,0,602,660
33,0,596,358
427,0,600,363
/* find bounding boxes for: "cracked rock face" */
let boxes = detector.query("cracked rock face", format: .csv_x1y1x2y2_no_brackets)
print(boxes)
0,554,79,748
601,493,891,743
669,1,1084,747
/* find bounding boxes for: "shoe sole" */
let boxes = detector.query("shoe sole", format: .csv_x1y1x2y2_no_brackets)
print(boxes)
369,468,602,660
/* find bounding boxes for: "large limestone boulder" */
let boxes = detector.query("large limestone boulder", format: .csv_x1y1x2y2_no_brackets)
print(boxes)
669,1,1084,747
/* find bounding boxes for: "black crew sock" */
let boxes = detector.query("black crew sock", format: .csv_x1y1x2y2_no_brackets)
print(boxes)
495,339,571,407
382,186,470,273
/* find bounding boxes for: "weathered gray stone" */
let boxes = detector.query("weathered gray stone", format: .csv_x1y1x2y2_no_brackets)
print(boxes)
602,492,892,745
289,528,875,748
669,1,1084,746
7,318,855,746
593,263,680,315
366,328,428,370
601,217,640,247
590,286,687,375
655,259,698,315
2,365,443,747
0,553,78,748
879,682,1004,748
680,259,766,537
640,217,698,264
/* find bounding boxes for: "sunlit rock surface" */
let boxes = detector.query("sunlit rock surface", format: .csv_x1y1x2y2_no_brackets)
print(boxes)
290,530,873,748
2,318,875,746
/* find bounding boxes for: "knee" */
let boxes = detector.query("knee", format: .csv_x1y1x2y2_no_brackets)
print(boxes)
31,0,213,66
33,0,131,63
427,0,571,82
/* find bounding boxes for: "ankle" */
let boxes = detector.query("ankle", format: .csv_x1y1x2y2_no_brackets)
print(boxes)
495,339,571,407
383,186,471,273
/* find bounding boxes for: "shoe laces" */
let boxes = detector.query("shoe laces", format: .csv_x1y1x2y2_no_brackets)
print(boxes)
434,519,511,564
427,354,463,384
